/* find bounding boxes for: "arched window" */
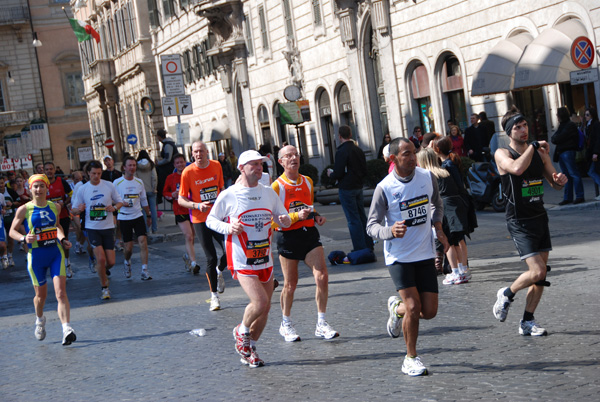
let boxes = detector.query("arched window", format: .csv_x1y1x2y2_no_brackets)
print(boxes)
440,54,467,131
257,104,272,148
337,83,354,131
364,23,388,140
317,88,335,164
410,63,435,133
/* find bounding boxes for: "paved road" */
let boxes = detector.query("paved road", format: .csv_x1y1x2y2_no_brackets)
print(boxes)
1,181,599,401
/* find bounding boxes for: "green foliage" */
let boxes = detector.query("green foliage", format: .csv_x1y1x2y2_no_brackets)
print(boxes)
320,164,337,188
365,158,389,188
299,163,319,185
460,156,475,178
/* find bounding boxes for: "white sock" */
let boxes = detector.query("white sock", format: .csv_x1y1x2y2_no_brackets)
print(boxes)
282,315,291,324
239,323,250,334
452,267,459,275
126,259,131,265
250,339,256,348
62,322,71,332
318,312,326,324
7,253,12,258
36,315,45,325
458,263,465,273
211,292,218,298
142,264,148,271
191,261,197,267
66,258,70,266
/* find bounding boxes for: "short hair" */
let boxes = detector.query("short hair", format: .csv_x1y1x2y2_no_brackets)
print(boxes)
471,113,479,118
501,105,522,130
43,161,55,168
413,126,422,133
123,156,137,166
339,125,352,140
479,111,488,120
421,132,440,148
388,137,411,156
557,106,571,124
86,160,103,173
157,128,167,139
173,153,185,162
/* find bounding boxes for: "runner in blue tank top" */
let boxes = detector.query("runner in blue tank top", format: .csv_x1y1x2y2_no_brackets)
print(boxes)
9,174,76,345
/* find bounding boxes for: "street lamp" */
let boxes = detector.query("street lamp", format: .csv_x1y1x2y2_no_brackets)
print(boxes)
8,71,15,84
32,32,42,47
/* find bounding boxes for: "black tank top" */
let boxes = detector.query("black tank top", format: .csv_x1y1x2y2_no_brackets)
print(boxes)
501,146,547,220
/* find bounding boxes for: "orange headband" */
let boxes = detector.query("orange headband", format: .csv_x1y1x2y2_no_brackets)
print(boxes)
28,174,50,188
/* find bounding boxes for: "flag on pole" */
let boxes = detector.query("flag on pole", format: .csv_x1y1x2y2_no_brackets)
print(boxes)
69,18,100,44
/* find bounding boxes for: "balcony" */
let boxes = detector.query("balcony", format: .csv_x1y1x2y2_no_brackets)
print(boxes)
0,109,41,129
87,59,116,89
0,6,29,26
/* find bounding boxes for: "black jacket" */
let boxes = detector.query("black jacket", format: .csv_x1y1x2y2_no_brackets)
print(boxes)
551,121,578,161
585,120,600,160
331,140,367,190
464,124,483,160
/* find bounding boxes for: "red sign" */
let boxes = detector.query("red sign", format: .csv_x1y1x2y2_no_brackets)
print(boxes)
105,138,115,149
571,36,595,69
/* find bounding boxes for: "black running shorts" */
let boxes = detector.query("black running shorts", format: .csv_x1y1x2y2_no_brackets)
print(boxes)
87,228,115,250
506,215,552,260
119,216,147,243
175,214,190,224
277,226,322,261
388,259,438,293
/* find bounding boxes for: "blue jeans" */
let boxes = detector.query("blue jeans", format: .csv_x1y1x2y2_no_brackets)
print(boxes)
143,191,158,232
588,161,600,187
338,188,373,252
558,150,584,201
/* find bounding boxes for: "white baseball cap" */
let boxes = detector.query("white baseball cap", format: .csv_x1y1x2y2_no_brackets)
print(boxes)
237,150,268,169
103,155,113,161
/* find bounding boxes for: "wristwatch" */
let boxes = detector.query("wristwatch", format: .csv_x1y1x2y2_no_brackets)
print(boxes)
531,141,540,150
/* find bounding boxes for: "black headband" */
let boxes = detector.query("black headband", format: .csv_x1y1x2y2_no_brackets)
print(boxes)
504,114,526,136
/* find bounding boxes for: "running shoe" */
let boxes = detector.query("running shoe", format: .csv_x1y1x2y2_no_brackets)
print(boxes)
182,253,191,272
192,262,202,275
443,272,468,285
105,266,111,277
123,260,132,279
493,287,512,322
279,321,301,342
209,295,221,311
19,241,26,252
101,288,111,300
7,256,14,267
315,321,339,339
66,263,73,279
62,326,77,346
35,316,46,341
273,278,279,290
89,256,97,273
519,319,547,336
141,269,152,281
233,324,251,357
386,296,403,338
240,347,264,368
1,256,8,270
115,240,123,252
462,268,472,281
217,272,225,293
402,356,428,376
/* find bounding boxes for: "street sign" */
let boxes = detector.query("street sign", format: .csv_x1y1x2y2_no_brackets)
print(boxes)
570,68,599,85
127,134,138,145
0,155,32,171
279,100,311,124
571,36,595,69
160,54,182,76
78,146,93,162
161,95,193,117
66,145,75,160
105,138,115,149
163,75,185,96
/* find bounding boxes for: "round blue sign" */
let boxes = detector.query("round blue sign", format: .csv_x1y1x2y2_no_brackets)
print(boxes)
127,134,138,145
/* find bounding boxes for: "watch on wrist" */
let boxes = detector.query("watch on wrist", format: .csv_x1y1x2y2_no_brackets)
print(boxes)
531,141,540,150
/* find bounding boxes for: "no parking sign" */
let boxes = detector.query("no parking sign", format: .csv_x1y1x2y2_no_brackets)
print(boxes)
571,36,595,69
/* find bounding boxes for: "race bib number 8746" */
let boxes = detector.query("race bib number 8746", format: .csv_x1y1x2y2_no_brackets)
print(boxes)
400,195,429,227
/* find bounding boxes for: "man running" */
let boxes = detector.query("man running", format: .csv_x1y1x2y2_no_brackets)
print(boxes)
114,156,153,281
493,106,567,336
44,162,73,278
178,141,227,311
272,145,338,342
71,160,123,300
206,150,291,368
367,138,448,376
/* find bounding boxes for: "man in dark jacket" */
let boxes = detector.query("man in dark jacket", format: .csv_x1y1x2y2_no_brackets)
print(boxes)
478,112,496,148
464,113,483,161
156,129,177,204
328,125,373,251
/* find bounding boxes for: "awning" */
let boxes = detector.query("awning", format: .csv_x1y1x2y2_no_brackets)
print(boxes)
471,32,533,96
202,118,230,142
66,130,91,141
514,19,589,89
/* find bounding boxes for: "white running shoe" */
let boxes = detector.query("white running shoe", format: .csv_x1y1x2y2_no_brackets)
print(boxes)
493,287,512,322
279,321,301,342
386,296,403,338
519,319,547,336
8,256,14,267
217,272,225,294
66,263,73,279
315,321,339,339
402,356,428,376
141,269,152,281
182,253,191,272
209,295,221,311
101,288,111,300
443,272,468,285
89,257,97,273
35,316,46,341
123,260,132,278
1,257,8,270
62,326,77,346
462,268,472,281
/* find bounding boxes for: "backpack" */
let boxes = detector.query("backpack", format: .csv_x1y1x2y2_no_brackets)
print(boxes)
577,128,586,151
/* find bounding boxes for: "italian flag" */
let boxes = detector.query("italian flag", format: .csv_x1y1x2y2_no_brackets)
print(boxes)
69,19,100,44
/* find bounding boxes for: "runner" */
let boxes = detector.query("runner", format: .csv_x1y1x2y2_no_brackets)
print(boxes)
367,137,449,376
492,106,568,336
71,160,123,300
272,145,338,342
9,174,76,345
163,154,198,275
44,162,73,278
114,156,153,281
206,150,291,368
178,141,227,311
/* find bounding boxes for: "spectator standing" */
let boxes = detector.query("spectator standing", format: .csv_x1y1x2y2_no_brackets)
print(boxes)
551,106,584,205
328,125,373,252
377,133,392,160
156,129,177,204
584,107,600,198
478,112,496,148
136,150,159,233
449,125,465,157
464,114,483,161
218,152,234,188
101,155,122,183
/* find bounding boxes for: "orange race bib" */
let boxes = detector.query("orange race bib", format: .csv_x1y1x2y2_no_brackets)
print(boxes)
35,227,58,247
245,239,270,265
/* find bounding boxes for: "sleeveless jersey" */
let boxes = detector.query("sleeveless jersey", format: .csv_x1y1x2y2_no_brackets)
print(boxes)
25,202,60,249
47,178,71,219
273,174,315,231
501,146,546,220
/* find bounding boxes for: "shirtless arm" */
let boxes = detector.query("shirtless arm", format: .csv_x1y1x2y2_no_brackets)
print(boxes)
537,141,568,190
495,143,539,176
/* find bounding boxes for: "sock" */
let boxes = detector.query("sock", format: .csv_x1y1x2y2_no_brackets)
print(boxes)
191,261,197,268
523,311,534,322
452,267,459,275
250,339,256,348
317,312,326,324
239,323,250,334
126,259,131,265
211,292,218,298
458,263,466,273
66,258,70,266
141,264,148,271
7,253,12,258
36,315,45,325
282,315,291,324
62,322,71,332
504,287,516,300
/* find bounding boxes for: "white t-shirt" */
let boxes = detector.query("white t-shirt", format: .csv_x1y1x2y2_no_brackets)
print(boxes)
114,176,148,220
72,180,84,200
206,183,289,271
72,179,122,230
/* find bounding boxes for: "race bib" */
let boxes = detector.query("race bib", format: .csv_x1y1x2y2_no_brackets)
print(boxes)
200,186,218,203
521,179,543,202
35,227,57,247
289,201,310,214
49,197,62,203
245,239,270,265
90,205,107,221
124,193,139,207
400,195,429,227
